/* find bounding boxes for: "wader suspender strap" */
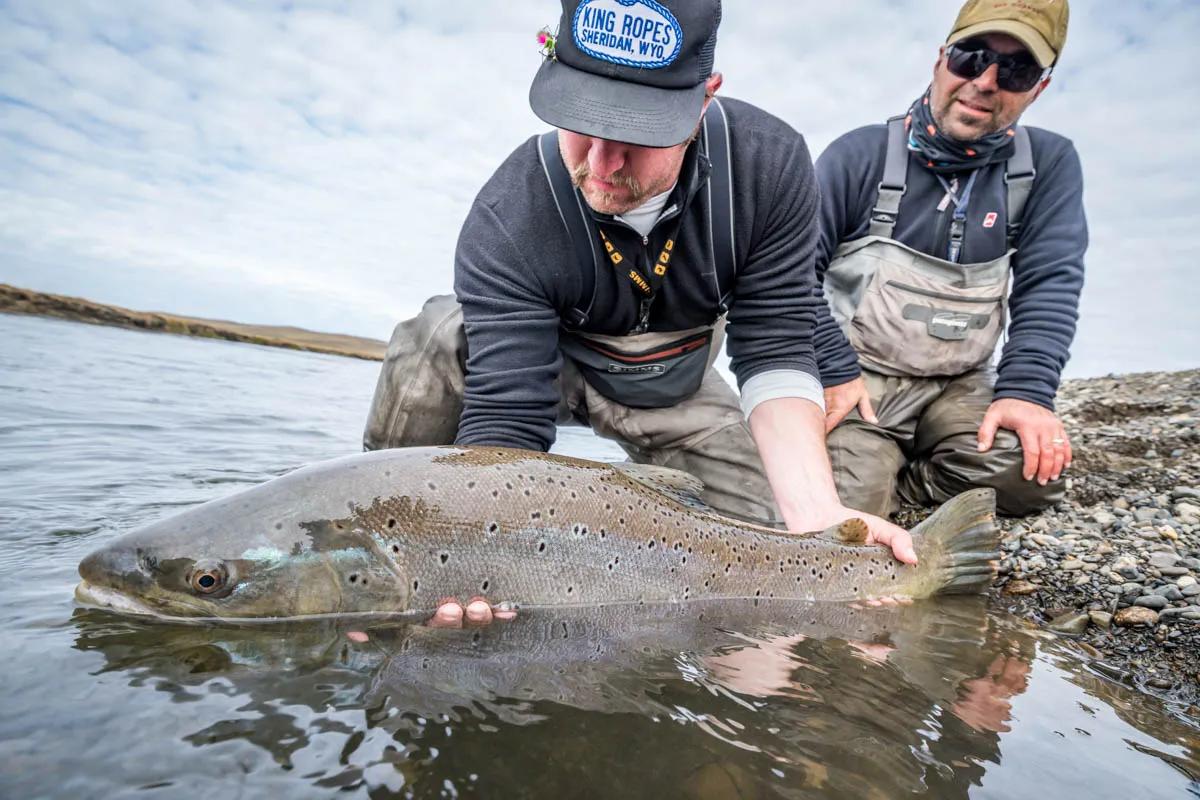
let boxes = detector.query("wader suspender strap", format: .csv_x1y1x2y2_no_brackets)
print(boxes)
870,117,1035,249
702,97,736,310
868,115,910,239
538,99,736,329
1004,126,1034,248
538,131,601,328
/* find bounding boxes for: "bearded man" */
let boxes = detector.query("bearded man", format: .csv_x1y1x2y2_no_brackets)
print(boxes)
364,0,917,624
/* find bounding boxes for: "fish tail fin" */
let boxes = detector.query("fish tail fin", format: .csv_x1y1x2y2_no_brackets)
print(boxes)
911,488,1000,596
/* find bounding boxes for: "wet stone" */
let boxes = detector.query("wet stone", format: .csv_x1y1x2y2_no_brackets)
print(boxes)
1114,606,1160,627
1159,567,1192,577
1089,610,1113,629
1147,552,1181,569
1049,612,1090,635
1134,508,1159,523
1181,584,1200,598
1061,559,1084,571
1004,580,1039,596
1134,595,1168,610
1151,585,1184,601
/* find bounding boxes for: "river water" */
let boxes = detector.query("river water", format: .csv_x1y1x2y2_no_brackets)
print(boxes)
0,312,1197,799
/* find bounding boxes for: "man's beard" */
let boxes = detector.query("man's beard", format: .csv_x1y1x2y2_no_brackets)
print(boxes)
933,87,1007,140
568,162,648,213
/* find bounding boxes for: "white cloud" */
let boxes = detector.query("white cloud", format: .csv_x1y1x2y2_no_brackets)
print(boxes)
1,1,1197,374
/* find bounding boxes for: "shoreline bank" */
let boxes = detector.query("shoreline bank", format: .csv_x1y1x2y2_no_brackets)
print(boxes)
0,284,387,361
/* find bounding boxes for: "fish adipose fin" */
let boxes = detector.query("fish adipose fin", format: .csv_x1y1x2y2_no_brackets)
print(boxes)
612,463,713,511
819,518,871,544
910,488,1000,596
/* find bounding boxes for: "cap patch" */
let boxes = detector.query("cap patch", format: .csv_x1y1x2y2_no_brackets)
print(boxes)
572,0,683,69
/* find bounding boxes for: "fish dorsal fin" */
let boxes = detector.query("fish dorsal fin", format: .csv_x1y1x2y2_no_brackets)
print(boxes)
612,463,711,510
821,518,871,545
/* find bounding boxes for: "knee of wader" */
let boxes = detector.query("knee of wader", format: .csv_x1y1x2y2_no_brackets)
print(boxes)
385,294,465,364
363,295,466,451
934,432,1064,516
826,423,904,518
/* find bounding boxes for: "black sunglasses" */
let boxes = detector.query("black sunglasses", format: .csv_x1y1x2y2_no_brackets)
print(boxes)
945,39,1050,93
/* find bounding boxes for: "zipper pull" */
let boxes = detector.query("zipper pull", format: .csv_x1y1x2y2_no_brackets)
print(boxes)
642,235,649,246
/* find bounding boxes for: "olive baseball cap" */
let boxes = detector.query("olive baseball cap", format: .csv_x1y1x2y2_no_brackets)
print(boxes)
529,0,721,148
947,0,1070,68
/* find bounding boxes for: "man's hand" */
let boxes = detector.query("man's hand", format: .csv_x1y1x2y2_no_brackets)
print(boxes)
428,596,517,628
807,505,918,565
822,376,878,433
976,398,1071,485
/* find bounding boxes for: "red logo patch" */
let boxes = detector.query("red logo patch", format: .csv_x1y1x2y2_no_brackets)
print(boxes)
983,212,998,229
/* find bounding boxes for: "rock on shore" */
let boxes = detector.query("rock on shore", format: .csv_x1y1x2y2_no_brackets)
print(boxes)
909,369,1200,714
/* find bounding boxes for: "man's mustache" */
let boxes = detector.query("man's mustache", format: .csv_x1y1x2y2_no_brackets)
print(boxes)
569,163,643,195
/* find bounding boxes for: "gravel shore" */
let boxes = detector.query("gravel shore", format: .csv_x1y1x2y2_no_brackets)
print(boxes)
905,368,1200,719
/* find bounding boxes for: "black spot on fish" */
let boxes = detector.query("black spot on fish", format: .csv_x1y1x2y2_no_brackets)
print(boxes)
392,545,400,554
412,579,419,591
427,482,436,490
566,586,574,595
387,518,396,529
440,552,450,565
482,579,489,592
467,481,476,489
274,522,283,530
348,574,358,583
486,522,499,535
531,511,541,520
492,489,499,498
647,539,655,549
523,488,532,497
538,541,546,553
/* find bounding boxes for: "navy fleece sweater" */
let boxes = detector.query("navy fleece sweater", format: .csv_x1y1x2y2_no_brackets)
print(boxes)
454,98,823,451
813,123,1087,410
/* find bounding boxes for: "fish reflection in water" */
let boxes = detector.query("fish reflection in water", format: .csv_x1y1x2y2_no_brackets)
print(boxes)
68,597,1088,798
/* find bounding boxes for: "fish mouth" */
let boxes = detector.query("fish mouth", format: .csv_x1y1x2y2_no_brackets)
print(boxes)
75,580,165,618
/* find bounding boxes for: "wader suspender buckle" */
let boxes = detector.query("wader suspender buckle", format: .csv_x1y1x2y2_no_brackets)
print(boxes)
869,115,910,239
538,98,737,330
702,97,736,312
1003,127,1035,248
873,118,1035,249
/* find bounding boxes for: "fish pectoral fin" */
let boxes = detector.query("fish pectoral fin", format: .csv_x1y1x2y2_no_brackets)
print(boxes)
821,518,870,544
612,463,709,509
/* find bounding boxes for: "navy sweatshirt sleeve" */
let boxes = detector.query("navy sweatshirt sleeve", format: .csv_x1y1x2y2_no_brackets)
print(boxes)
453,187,568,452
995,132,1087,410
726,125,822,389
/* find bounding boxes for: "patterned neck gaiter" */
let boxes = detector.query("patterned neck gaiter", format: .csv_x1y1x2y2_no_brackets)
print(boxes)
905,90,1016,174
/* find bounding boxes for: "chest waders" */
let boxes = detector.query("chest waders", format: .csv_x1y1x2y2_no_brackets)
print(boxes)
823,116,1034,378
539,98,738,409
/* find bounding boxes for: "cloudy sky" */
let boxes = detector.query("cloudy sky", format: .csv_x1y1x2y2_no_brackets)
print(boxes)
1,1,1197,377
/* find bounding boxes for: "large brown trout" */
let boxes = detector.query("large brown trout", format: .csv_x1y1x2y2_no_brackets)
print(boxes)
75,446,999,620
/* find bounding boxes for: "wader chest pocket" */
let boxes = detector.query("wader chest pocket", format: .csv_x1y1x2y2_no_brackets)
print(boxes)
849,270,1007,377
560,330,713,409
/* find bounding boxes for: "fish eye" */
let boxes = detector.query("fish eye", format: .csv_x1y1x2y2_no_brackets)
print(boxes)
189,561,227,594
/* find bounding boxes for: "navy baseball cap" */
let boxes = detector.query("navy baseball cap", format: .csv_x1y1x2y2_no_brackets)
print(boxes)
529,0,722,148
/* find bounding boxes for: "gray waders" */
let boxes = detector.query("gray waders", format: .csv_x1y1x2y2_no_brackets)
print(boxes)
364,101,783,527
823,116,1063,517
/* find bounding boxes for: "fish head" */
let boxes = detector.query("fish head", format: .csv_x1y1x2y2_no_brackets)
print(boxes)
76,497,412,620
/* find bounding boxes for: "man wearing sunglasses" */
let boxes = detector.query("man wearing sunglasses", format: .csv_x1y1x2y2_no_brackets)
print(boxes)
815,0,1086,518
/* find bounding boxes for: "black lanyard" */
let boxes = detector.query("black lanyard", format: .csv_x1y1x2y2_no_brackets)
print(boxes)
597,215,685,334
